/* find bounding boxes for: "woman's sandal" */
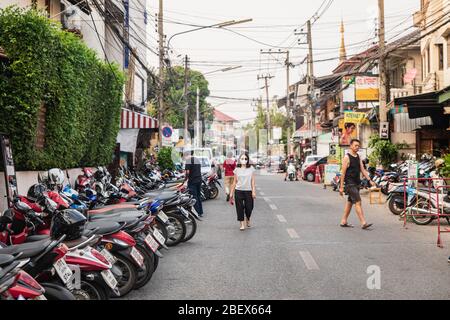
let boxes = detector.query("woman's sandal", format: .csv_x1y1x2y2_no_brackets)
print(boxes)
340,223,354,228
362,223,373,230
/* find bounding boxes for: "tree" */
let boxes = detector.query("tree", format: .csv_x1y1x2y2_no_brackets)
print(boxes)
0,7,124,170
368,135,408,168
148,66,212,129
246,101,292,148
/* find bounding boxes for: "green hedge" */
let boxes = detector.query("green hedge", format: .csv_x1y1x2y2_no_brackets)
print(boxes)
157,147,175,171
0,7,125,170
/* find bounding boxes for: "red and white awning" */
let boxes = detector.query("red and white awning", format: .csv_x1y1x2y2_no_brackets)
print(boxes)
120,108,158,129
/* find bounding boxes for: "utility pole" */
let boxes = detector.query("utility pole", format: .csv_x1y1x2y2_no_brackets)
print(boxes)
286,50,291,155
196,87,200,148
378,0,388,123
296,20,315,152
307,20,315,146
184,55,189,143
257,74,274,144
157,0,164,145
260,50,294,155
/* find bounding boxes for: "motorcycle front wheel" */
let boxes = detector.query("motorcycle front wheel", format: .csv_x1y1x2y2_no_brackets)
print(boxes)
209,186,219,199
181,213,197,243
165,212,187,247
411,198,434,225
77,280,108,300
41,283,76,300
113,254,138,297
388,195,404,216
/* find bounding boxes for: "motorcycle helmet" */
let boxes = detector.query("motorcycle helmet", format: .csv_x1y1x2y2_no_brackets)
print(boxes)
50,209,87,241
435,159,445,168
47,168,65,187
27,184,47,203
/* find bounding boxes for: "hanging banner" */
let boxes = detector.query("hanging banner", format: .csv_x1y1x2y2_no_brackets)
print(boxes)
324,164,341,185
344,111,369,124
338,118,358,146
272,127,282,140
403,69,417,85
342,76,356,103
355,76,379,101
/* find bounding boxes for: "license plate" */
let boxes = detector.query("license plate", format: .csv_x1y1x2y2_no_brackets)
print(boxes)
153,228,166,245
144,234,159,253
101,270,118,289
130,247,144,268
158,211,169,223
53,259,73,285
100,249,117,265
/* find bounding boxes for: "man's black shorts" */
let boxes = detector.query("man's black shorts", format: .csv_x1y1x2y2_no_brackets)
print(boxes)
345,184,361,204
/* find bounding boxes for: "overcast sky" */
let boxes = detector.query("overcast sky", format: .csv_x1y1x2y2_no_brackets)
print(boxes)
146,0,420,124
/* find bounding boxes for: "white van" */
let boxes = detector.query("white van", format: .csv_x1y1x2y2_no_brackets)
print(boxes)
193,148,213,161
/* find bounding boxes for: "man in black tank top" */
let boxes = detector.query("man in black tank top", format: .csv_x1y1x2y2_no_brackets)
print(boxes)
339,139,375,230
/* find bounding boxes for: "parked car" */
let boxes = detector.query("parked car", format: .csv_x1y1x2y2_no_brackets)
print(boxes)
303,157,328,182
301,155,325,174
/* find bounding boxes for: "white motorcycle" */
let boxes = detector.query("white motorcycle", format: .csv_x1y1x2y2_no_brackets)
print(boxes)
287,163,297,181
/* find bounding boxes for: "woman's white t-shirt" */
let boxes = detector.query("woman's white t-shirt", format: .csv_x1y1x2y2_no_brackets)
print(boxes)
234,166,255,191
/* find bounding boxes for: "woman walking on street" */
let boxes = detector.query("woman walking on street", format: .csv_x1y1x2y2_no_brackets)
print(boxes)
223,152,237,202
230,153,256,231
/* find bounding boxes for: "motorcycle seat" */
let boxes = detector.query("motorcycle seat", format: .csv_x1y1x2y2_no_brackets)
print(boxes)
27,235,51,242
88,209,141,218
144,190,178,198
0,254,15,267
88,212,144,225
64,236,89,249
155,193,179,202
165,180,184,187
0,239,52,258
85,221,123,235
88,204,137,214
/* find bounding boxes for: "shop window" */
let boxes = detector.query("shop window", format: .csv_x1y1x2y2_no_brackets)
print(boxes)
134,75,144,106
447,36,450,69
437,44,443,70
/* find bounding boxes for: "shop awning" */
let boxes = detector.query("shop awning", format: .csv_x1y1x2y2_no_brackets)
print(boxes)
120,108,158,129
394,91,441,119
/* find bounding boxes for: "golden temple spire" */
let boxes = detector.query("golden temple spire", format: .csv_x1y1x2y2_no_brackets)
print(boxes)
339,19,347,63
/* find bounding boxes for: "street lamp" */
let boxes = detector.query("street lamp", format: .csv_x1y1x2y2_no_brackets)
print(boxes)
166,19,253,50
203,65,242,75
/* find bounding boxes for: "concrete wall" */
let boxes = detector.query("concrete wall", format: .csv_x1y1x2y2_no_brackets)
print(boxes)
15,168,90,195
391,132,417,159
421,0,450,91
0,168,94,212
1,0,62,20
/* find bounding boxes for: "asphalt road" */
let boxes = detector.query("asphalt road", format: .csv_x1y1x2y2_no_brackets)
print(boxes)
125,171,450,300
